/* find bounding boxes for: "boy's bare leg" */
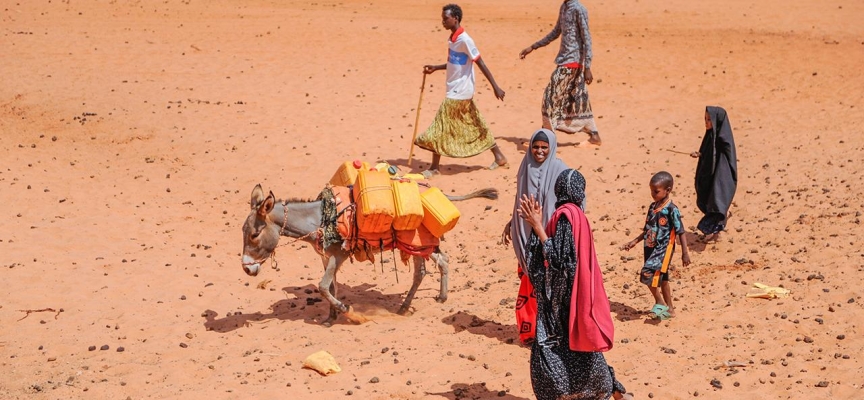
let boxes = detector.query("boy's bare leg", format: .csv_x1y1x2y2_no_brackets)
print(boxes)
661,281,675,317
649,286,665,307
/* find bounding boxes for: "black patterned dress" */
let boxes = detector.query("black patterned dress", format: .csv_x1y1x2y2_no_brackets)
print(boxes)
526,217,626,400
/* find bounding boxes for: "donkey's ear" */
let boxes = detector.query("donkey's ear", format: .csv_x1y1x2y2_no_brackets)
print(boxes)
257,191,276,217
251,184,264,209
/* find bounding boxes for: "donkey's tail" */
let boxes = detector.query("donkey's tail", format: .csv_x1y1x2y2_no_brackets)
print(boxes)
446,188,498,202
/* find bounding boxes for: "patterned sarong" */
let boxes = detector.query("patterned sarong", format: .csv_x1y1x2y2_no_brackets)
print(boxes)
415,98,496,158
541,66,598,135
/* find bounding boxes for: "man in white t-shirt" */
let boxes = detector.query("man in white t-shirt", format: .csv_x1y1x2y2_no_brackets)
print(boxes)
414,3,508,178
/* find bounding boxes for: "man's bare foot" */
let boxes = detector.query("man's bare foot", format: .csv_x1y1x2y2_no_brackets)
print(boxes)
703,232,719,242
587,132,602,145
613,391,634,400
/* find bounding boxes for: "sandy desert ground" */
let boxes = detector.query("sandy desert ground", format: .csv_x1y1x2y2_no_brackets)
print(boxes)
2,0,863,399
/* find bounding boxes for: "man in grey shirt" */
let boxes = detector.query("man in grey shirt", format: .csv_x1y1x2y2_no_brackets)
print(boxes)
520,0,601,147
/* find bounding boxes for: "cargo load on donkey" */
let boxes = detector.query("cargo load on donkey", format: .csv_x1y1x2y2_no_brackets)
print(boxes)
325,163,462,264
240,160,496,326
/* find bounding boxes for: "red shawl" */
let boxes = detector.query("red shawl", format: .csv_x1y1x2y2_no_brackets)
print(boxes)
546,203,614,352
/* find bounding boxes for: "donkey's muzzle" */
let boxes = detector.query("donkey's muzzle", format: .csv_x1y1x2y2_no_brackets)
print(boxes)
241,255,261,276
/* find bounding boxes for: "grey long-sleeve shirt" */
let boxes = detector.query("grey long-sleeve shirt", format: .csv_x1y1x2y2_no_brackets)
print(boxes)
531,0,593,68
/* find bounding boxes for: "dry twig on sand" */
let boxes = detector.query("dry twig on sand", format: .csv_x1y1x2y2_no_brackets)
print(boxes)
17,308,63,321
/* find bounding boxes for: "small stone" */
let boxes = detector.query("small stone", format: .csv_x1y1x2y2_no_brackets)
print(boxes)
815,381,829,388
837,334,845,340
381,347,389,354
498,390,506,397
100,345,109,351
180,295,187,300
346,390,353,395
179,343,188,348
710,379,722,389
369,377,379,384
88,346,96,351
116,347,125,352
48,356,57,362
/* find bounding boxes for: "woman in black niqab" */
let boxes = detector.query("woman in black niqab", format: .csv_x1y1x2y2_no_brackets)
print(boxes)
694,106,737,238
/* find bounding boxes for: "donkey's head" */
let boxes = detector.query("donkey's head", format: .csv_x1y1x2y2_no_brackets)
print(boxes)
241,184,282,276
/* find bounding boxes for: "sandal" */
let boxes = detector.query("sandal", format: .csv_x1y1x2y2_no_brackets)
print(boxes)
488,161,509,170
650,304,671,320
421,170,440,179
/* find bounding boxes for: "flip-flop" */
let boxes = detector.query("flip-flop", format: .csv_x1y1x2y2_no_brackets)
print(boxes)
421,170,440,179
650,304,671,320
488,162,509,170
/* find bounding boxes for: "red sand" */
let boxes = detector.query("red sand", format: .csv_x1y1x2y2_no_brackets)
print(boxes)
2,0,862,398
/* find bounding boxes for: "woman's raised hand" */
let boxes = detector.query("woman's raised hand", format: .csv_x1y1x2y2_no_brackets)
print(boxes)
517,194,543,230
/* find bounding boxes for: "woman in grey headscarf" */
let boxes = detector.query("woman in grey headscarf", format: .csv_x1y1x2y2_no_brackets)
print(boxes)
502,128,569,345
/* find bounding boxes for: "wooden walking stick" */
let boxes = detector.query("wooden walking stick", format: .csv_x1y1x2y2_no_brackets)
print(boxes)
407,73,427,166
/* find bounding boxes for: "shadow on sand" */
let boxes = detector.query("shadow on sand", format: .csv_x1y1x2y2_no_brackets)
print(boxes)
609,301,642,322
201,283,405,332
441,311,521,346
426,382,530,400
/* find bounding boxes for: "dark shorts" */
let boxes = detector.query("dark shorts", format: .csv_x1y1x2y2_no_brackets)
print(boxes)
640,246,671,287
640,266,670,287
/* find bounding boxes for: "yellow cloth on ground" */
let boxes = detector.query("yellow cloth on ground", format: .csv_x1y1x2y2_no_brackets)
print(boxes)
414,98,496,158
303,350,341,375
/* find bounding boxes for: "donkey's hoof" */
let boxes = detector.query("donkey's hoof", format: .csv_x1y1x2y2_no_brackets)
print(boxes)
321,319,334,328
344,306,370,324
396,307,413,316
435,295,448,303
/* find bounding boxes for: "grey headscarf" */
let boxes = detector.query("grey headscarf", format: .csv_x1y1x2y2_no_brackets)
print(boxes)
511,129,569,268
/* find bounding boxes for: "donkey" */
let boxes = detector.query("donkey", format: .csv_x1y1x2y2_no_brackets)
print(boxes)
241,184,497,326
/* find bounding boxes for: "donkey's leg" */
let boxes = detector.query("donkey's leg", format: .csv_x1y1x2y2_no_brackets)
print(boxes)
319,253,349,326
431,249,450,303
398,256,427,315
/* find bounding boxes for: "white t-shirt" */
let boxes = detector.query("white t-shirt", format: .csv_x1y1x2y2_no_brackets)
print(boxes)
445,29,481,100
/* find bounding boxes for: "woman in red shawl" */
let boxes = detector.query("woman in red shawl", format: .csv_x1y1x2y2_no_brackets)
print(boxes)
518,169,630,400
